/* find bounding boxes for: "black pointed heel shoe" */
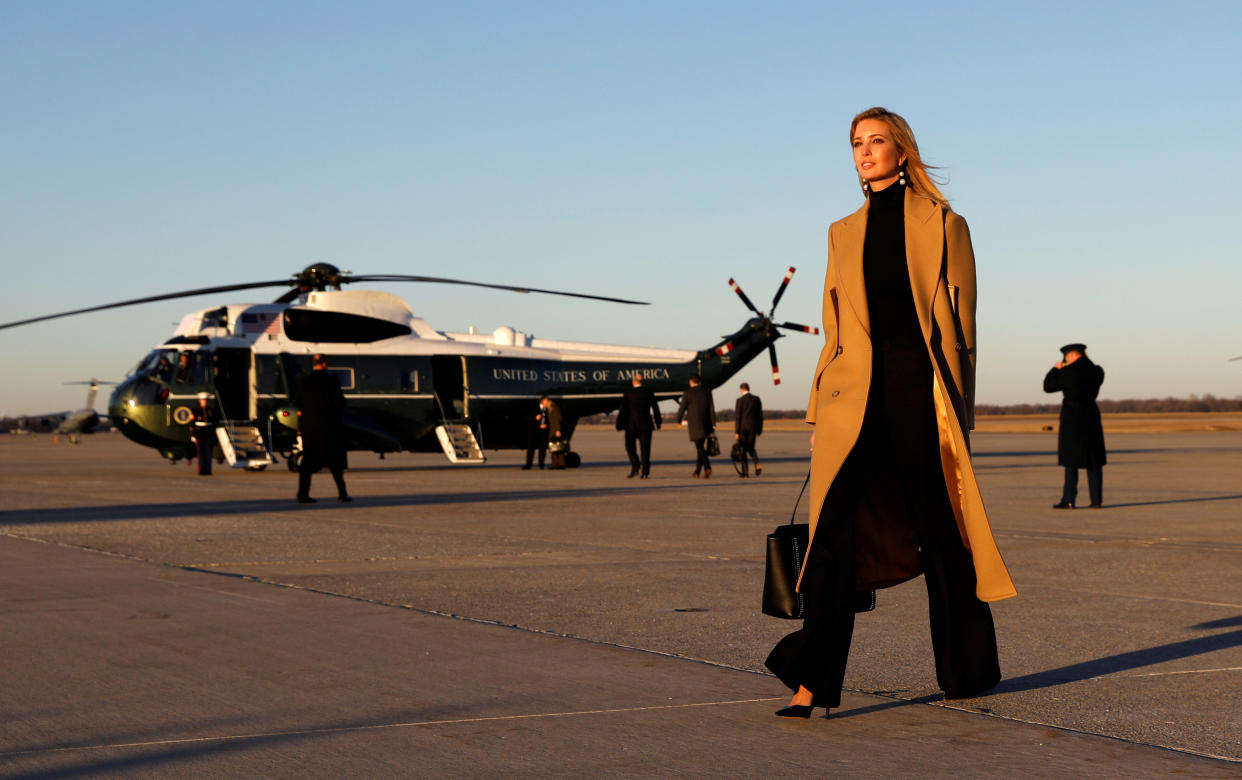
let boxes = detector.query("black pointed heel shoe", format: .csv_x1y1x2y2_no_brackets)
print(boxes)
775,704,815,719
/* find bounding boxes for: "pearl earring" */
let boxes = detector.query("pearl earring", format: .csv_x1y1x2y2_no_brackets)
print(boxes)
898,166,907,186
861,179,870,192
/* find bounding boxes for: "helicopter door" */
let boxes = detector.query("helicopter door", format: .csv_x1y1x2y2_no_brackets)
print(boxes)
213,348,252,420
432,355,468,420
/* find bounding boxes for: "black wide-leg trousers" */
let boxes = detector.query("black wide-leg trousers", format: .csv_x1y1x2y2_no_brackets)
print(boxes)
765,347,999,707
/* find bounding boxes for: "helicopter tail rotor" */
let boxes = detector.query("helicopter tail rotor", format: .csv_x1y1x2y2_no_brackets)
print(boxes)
728,278,764,318
768,343,782,385
726,267,820,386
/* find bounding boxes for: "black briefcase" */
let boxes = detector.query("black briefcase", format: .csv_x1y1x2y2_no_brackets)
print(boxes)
762,472,877,619
705,434,721,457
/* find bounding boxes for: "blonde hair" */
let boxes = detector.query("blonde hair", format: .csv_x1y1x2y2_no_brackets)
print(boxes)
850,107,948,207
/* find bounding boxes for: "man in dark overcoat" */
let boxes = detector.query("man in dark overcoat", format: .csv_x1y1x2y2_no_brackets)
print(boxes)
616,374,662,478
523,399,549,470
675,374,716,478
1043,343,1106,508
542,395,567,469
733,382,764,477
295,354,351,503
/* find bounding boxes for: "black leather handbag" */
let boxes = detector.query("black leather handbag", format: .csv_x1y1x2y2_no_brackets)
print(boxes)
763,521,809,619
763,472,877,619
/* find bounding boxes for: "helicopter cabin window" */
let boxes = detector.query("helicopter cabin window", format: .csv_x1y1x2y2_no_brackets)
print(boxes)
174,352,192,384
200,307,229,330
255,355,281,394
328,367,354,390
190,351,212,384
282,309,411,343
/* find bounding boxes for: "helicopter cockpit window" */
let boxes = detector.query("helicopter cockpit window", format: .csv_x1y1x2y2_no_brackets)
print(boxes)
135,349,179,382
282,309,411,343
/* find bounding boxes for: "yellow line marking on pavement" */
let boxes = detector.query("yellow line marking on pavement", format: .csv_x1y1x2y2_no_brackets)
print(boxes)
0,697,786,757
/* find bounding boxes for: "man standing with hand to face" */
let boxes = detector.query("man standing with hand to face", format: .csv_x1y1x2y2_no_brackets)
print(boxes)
1044,343,1106,508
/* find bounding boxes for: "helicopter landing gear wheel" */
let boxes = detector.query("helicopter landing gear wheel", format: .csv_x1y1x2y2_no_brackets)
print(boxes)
565,451,581,469
286,452,302,472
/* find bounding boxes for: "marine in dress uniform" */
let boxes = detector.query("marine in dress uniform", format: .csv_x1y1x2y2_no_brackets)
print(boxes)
191,392,216,476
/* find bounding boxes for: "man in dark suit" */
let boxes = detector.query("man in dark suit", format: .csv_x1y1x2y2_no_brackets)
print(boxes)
1043,343,1106,508
542,395,568,469
675,374,716,478
733,382,764,478
523,399,549,470
616,374,662,478
295,354,351,504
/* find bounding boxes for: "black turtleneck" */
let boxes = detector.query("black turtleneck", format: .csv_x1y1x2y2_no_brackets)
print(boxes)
863,183,922,349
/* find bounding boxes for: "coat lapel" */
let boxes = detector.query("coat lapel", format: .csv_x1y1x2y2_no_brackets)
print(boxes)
835,202,870,337
904,190,943,344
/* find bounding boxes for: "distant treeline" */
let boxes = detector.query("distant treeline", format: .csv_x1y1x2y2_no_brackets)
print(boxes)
976,395,1242,415
580,395,1242,425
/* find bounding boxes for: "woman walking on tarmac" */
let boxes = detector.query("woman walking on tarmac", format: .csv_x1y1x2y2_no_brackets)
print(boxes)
765,107,1016,719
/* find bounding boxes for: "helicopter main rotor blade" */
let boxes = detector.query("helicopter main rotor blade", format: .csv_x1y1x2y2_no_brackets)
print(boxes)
770,266,796,313
0,279,296,331
727,278,763,317
345,275,648,305
768,343,782,385
778,321,820,335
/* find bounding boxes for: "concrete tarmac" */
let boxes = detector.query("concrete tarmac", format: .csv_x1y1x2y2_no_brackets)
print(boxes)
1,428,1239,776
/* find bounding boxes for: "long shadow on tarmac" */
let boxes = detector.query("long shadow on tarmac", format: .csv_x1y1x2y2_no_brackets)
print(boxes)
0,485,723,524
1098,494,1242,509
993,626,1242,695
0,705,487,778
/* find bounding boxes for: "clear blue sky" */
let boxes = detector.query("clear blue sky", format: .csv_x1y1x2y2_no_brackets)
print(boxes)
3,0,1240,416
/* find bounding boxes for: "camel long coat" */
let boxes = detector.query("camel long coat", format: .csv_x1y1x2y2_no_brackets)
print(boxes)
803,188,1016,602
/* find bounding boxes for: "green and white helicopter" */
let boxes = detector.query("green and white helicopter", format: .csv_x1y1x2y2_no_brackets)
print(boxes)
1,264,817,469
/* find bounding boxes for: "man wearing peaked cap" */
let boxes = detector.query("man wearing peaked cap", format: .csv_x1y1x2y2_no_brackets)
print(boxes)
1043,343,1107,508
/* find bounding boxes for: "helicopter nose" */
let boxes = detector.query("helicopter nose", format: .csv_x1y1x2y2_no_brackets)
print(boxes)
108,378,167,422
108,381,136,423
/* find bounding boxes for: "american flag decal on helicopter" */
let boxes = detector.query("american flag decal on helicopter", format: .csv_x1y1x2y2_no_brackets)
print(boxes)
240,311,281,334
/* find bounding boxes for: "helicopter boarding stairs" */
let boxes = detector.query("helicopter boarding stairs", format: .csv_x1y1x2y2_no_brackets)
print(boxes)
435,421,485,464
215,423,275,470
